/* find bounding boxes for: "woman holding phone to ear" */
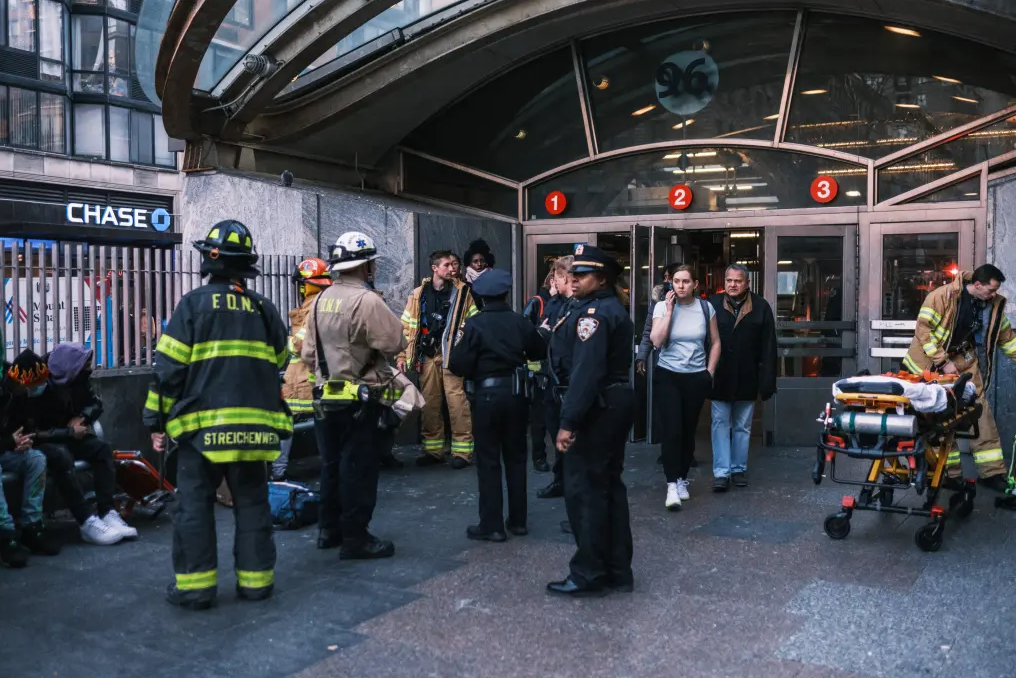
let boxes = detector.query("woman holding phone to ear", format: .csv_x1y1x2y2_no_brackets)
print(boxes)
649,265,721,511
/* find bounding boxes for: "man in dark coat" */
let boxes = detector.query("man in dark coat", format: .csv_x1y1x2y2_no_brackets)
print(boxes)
707,264,777,491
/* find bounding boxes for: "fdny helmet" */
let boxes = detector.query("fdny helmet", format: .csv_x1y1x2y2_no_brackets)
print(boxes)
329,232,378,272
193,220,258,262
293,257,332,286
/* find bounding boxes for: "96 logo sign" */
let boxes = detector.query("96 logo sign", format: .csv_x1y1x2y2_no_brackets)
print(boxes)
655,50,720,116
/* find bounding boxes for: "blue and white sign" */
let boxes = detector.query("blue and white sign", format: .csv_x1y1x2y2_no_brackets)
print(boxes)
655,50,719,116
151,208,171,232
65,202,173,232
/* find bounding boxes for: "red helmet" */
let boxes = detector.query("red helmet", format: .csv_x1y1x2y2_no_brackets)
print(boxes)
294,258,331,287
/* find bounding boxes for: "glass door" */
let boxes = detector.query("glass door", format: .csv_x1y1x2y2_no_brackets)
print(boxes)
525,232,595,299
763,225,857,446
862,220,974,374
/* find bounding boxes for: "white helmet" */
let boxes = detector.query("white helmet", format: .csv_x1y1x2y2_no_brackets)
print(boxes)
329,231,378,272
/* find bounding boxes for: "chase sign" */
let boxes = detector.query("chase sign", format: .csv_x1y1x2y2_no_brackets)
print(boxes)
65,203,173,232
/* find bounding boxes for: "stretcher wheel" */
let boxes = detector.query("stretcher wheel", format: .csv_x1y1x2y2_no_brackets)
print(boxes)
823,513,851,540
812,452,825,485
877,488,895,508
947,491,974,519
915,523,944,552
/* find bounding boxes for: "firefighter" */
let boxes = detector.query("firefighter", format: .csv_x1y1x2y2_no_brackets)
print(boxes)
903,264,1016,491
144,220,291,611
273,258,331,480
302,232,408,559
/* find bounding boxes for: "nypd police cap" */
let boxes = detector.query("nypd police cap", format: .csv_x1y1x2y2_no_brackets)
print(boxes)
571,244,622,277
470,268,512,297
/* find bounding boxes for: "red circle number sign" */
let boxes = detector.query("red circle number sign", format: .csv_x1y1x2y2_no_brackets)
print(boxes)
545,191,567,215
669,184,693,210
810,175,838,204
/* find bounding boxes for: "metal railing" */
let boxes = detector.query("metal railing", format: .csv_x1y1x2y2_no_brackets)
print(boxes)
3,240,300,368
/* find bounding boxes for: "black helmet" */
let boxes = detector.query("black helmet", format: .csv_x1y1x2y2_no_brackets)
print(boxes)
194,220,259,278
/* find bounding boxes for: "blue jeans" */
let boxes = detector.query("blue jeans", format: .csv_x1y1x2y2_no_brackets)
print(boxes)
0,449,47,531
711,401,755,478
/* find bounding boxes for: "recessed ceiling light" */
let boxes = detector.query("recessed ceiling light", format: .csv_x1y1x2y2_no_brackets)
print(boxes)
632,105,656,116
593,76,610,90
896,103,921,109
514,129,526,140
953,96,979,104
764,113,780,120
801,89,828,95
846,190,861,197
964,192,978,196
933,75,962,84
672,119,695,130
885,26,921,37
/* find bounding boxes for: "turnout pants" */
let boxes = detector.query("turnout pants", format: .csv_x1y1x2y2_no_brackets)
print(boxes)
314,403,382,540
172,443,275,600
945,351,1007,478
563,386,635,588
472,386,529,532
419,354,473,461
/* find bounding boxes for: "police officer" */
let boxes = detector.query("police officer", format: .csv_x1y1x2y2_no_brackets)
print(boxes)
447,270,546,542
301,232,407,559
546,245,634,598
538,255,575,501
144,220,291,610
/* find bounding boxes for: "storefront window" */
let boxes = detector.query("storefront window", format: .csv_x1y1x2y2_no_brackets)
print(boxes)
7,0,36,52
73,15,106,94
109,106,129,161
73,103,105,157
107,18,131,98
786,14,1016,157
528,147,866,219
9,87,38,148
39,92,65,153
402,153,518,218
581,13,796,152
908,176,980,204
40,0,64,82
878,117,1016,201
402,48,588,181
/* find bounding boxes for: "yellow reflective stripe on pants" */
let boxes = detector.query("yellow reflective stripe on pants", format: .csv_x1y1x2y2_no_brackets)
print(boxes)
236,569,274,589
946,450,961,466
285,399,315,413
166,407,292,438
973,448,1004,464
922,342,939,357
902,355,922,374
176,569,217,591
451,441,474,454
190,340,279,366
422,439,444,452
156,333,192,364
203,449,281,463
144,389,176,413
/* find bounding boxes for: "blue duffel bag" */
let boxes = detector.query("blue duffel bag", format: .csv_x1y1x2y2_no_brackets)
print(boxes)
268,480,321,530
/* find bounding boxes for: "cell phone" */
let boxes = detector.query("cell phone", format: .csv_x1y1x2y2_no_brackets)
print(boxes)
662,282,674,293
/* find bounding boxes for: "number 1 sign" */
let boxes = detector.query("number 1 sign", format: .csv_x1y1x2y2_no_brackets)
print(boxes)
545,191,567,215
810,176,838,204
669,184,693,210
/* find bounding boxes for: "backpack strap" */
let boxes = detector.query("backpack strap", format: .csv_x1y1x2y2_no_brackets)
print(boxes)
699,298,712,355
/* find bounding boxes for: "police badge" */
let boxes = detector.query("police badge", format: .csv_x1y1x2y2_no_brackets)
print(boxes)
577,317,599,341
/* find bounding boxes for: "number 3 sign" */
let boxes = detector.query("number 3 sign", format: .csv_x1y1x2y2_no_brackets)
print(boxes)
810,176,838,204
669,184,693,210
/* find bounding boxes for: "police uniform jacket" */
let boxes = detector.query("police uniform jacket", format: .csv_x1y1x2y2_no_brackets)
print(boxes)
558,290,632,433
142,278,292,463
301,276,408,394
446,300,547,380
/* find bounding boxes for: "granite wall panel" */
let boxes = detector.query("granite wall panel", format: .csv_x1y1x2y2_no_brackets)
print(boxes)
987,175,1016,457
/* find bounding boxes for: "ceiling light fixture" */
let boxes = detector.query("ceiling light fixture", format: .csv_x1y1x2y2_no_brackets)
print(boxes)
801,89,828,95
885,25,921,37
777,260,793,265
953,95,979,104
933,75,962,84
514,129,527,140
764,113,780,120
672,119,695,130
964,192,978,196
729,232,762,237
632,105,656,116
896,103,922,109
593,76,610,90
846,190,862,197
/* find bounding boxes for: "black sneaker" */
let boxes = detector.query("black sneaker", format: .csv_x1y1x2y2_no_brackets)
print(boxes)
713,476,730,492
20,523,60,556
450,457,471,470
533,459,550,473
731,472,748,488
339,534,395,560
415,453,444,467
0,531,28,568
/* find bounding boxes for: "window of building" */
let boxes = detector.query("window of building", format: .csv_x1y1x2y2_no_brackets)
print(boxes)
581,13,797,152
109,105,129,161
402,153,518,218
154,114,174,166
527,147,866,219
402,48,589,181
73,15,105,94
70,104,176,166
906,175,980,204
7,0,36,52
130,109,154,164
785,14,1016,157
73,103,105,157
223,0,253,28
107,18,131,98
39,0,64,82
8,86,39,147
39,92,65,152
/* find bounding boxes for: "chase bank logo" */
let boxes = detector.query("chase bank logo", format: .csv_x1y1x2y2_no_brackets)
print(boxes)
151,208,171,232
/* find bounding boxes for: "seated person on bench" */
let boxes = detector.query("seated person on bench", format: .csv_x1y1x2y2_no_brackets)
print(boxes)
2,349,133,545
0,402,58,566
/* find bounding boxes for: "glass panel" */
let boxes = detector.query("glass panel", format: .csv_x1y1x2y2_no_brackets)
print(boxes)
108,0,128,10
403,48,587,181
582,13,796,152
40,60,63,82
107,18,131,98
0,87,8,145
775,236,847,378
39,93,65,153
596,233,632,314
403,153,517,218
8,0,37,52
534,241,582,295
73,15,105,94
109,106,129,161
40,0,63,63
73,103,105,157
154,114,174,166
908,175,980,204
130,110,154,164
786,14,1016,157
878,117,1016,201
9,87,38,148
528,147,866,219
135,0,176,104
881,233,958,321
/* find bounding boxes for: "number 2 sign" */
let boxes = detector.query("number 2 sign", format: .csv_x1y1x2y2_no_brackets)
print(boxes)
669,184,693,210
810,176,838,204
545,191,567,215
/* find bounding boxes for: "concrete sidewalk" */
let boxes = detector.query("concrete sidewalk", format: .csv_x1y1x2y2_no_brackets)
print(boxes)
1,442,1013,678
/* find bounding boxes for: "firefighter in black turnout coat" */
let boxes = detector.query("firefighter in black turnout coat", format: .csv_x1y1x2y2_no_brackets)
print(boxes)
447,270,546,541
144,220,292,610
546,245,635,598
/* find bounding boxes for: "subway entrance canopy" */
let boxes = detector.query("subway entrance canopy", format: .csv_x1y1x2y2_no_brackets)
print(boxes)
138,0,1016,212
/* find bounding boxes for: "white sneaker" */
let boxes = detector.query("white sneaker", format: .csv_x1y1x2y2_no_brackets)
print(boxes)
81,515,124,545
102,510,139,540
665,483,682,511
676,479,691,501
